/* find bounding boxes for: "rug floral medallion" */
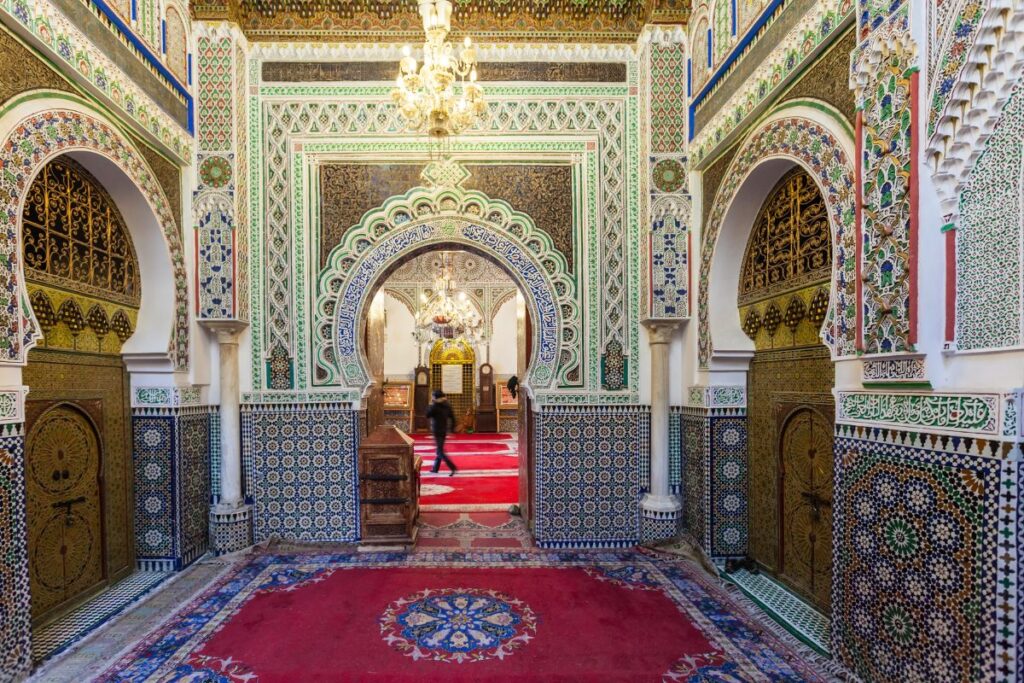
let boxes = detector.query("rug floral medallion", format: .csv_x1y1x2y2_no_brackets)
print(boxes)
95,550,835,682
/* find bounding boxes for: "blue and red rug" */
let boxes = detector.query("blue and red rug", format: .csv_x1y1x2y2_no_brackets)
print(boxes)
96,549,835,681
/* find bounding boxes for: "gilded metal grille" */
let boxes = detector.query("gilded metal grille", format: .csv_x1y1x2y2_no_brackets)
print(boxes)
22,156,141,307
738,168,831,305
429,339,476,431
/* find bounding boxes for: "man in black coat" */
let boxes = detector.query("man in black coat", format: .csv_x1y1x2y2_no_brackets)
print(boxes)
426,390,457,475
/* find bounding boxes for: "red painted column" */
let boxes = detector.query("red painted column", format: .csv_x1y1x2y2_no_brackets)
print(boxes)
854,110,864,352
908,70,920,347
944,222,957,343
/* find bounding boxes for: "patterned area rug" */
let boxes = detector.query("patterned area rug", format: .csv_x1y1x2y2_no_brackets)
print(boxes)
416,512,534,550
94,549,838,681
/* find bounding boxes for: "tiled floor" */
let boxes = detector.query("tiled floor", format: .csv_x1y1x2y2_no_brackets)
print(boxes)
30,561,232,682
723,567,830,655
32,571,172,666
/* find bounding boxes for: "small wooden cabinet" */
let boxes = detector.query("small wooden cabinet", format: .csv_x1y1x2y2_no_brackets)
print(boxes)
358,426,420,545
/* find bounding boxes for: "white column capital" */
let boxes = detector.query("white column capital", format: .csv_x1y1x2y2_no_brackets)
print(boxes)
200,319,249,345
641,318,683,345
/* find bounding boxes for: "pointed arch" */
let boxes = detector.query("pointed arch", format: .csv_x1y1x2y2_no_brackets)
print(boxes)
314,187,578,397
0,91,189,368
698,103,857,368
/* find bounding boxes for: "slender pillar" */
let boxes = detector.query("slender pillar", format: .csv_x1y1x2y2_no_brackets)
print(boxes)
640,319,682,541
201,320,252,553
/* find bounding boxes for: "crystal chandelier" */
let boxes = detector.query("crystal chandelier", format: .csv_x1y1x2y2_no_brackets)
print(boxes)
391,0,486,147
413,253,484,344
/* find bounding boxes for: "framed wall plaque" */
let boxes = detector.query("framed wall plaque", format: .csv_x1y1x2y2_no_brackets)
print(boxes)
497,381,519,409
383,382,413,409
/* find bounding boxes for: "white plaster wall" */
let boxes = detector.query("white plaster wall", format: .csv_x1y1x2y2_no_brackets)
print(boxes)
383,293,418,379
488,296,518,377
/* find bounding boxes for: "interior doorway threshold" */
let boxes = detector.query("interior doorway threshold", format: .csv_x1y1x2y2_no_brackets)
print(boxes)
721,566,830,656
31,570,171,666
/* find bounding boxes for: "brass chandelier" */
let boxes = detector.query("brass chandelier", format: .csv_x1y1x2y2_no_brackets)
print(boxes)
412,253,485,345
391,0,486,146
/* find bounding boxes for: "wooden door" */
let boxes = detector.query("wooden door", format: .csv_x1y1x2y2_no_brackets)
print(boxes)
25,403,105,622
778,406,833,612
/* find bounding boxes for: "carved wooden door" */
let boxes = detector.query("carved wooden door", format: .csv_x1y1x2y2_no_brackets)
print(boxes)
25,404,105,622
778,406,833,612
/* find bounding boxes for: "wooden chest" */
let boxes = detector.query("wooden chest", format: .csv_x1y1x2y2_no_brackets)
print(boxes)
358,426,420,545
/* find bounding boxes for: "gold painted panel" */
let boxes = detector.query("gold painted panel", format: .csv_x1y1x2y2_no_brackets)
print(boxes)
23,350,133,614
740,162,835,602
28,285,138,355
739,284,829,351
738,167,831,306
22,156,142,307
430,340,475,431
25,404,104,622
746,346,834,586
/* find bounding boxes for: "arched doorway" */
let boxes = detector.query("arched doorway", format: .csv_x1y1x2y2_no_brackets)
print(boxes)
360,246,533,519
20,155,141,623
738,167,835,613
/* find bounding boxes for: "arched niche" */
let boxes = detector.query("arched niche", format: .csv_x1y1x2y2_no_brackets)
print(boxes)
0,92,189,371
698,104,857,370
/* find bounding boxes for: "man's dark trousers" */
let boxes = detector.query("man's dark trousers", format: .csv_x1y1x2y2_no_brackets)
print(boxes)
431,432,457,473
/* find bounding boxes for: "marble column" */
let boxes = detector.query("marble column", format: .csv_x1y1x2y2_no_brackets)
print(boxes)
201,320,253,554
640,319,682,542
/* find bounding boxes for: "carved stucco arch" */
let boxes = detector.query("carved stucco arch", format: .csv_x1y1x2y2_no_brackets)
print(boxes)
314,187,578,393
699,104,857,368
0,91,189,369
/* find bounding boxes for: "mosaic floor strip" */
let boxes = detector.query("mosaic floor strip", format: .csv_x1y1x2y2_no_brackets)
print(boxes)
30,562,233,682
723,567,830,655
31,571,172,665
416,511,535,551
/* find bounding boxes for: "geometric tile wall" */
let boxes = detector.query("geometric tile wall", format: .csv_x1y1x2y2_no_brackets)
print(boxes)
177,409,214,567
242,403,360,543
0,427,30,679
710,416,748,557
132,408,215,571
833,424,1019,681
680,407,748,558
533,406,648,548
681,408,709,549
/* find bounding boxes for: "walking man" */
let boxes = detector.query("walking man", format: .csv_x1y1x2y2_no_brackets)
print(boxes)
426,390,457,475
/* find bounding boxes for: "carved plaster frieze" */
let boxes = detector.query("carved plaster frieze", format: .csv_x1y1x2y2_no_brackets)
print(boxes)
0,0,191,162
249,41,639,63
639,24,688,46
690,0,854,168
0,387,27,425
925,1,1024,217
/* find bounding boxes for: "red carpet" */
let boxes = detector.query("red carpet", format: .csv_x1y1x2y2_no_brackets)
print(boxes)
189,567,711,681
419,475,519,509
100,550,835,682
413,442,513,454
410,432,514,442
420,455,518,471
417,433,518,511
